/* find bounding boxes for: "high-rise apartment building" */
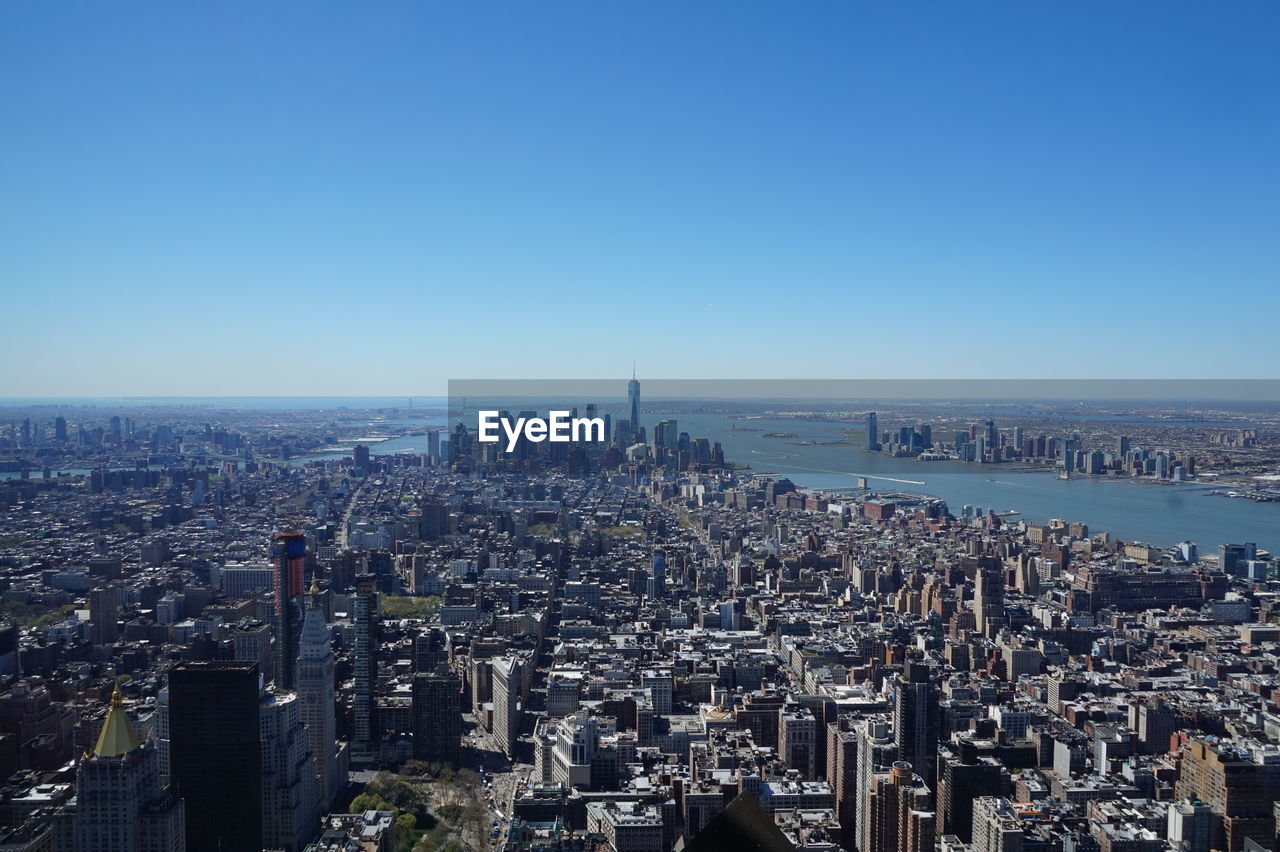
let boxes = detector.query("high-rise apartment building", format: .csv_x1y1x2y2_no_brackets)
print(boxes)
972,797,1024,852
1173,737,1280,852
351,574,378,767
866,762,934,852
857,718,898,852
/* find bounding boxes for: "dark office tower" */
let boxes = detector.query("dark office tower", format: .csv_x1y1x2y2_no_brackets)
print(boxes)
419,501,448,541
1116,435,1131,457
1218,543,1258,578
74,686,186,852
647,551,667,598
414,626,448,672
1135,700,1176,756
938,747,1008,842
20,418,30,446
654,419,678,450
893,660,940,790
109,415,122,439
867,412,880,451
89,585,119,646
974,564,1005,635
351,574,378,767
168,661,262,852
411,668,462,766
353,444,371,472
272,531,306,690
984,421,997,450
628,372,641,437
54,416,67,442
917,424,932,449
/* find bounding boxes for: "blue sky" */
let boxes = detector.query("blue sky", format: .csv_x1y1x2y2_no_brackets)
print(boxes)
2,2,1276,395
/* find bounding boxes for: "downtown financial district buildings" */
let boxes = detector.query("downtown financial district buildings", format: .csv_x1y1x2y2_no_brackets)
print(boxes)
0,401,1279,852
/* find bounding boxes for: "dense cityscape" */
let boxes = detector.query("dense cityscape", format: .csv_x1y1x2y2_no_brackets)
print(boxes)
5,0,1277,850
0,382,1277,852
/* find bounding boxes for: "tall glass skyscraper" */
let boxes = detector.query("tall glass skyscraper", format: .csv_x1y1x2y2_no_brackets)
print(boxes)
272,530,306,690
628,373,640,437
168,661,262,852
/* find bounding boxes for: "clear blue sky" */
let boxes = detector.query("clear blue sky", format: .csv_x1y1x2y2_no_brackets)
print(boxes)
2,2,1276,396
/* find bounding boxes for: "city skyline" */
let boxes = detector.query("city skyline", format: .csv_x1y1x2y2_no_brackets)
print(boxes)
3,2,1279,395
4,5,1280,852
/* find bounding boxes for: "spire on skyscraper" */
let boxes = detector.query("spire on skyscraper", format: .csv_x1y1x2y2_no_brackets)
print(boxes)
93,684,141,757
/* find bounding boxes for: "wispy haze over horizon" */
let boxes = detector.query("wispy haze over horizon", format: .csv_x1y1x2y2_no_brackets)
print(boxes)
3,2,1277,395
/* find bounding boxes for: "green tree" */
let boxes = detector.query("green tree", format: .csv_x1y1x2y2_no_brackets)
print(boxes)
394,813,418,852
350,792,391,813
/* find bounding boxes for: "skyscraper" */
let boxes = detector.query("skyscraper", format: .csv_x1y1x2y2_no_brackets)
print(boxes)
866,761,934,852
259,689,321,852
411,668,462,766
491,656,523,759
73,686,185,852
297,584,339,807
1173,736,1280,852
937,747,1009,842
867,412,880,451
893,660,941,789
653,419,678,450
779,705,817,779
975,564,1005,635
89,585,118,646
168,661,262,852
272,531,306,690
827,717,860,849
351,574,378,767
647,551,667,599
857,718,898,852
628,372,641,439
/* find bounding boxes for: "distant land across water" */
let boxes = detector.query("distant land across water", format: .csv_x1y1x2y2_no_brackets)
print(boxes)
3,395,1275,554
